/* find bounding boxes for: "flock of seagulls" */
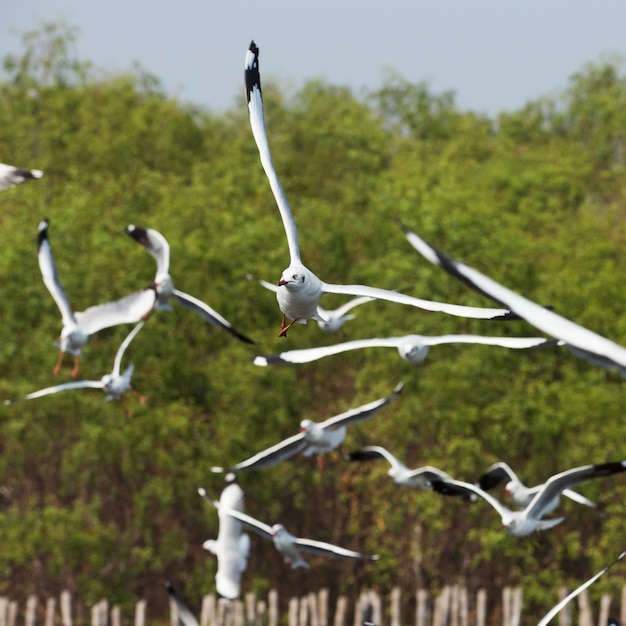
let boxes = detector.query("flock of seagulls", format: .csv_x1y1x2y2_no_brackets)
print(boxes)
3,35,626,624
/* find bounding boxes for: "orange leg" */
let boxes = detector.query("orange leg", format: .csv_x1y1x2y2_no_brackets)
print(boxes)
71,356,80,378
277,314,298,338
53,351,65,376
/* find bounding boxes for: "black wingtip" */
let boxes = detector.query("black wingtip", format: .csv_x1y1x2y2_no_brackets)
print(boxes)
245,40,261,103
37,218,50,247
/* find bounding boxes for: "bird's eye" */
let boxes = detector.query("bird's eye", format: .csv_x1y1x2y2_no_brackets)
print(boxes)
292,273,299,280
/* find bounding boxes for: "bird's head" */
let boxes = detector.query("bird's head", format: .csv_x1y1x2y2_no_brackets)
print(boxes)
278,266,306,288
398,337,429,364
270,524,285,537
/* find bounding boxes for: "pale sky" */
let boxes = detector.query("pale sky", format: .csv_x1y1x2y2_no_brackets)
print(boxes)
4,1,626,117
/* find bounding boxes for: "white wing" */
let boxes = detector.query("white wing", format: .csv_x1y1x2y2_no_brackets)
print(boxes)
321,281,514,320
74,289,155,335
174,290,255,343
295,537,378,561
23,380,104,400
111,320,145,376
537,550,626,626
211,432,308,473
245,41,301,265
37,219,76,327
165,582,199,626
320,382,403,430
0,163,43,191
431,478,511,518
423,334,561,349
253,337,404,366
401,223,626,375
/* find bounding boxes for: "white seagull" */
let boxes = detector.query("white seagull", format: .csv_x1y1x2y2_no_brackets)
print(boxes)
38,219,155,377
125,225,255,343
247,274,375,332
431,460,626,537
478,461,597,512
11,321,147,404
400,222,626,377
202,475,250,600
537,550,626,626
0,162,43,191
346,445,455,489
244,41,516,337
198,488,379,569
211,382,403,473
253,333,561,367
164,581,200,626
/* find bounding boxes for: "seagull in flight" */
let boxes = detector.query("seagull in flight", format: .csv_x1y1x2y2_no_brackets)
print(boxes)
400,222,626,377
245,41,516,337
247,274,375,332
0,162,43,191
478,461,597,512
346,445,455,489
211,382,403,473
9,321,147,406
38,219,154,377
198,488,379,569
253,333,561,367
201,475,250,600
431,460,626,537
125,225,255,343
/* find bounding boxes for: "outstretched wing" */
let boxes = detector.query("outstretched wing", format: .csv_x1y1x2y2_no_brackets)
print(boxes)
23,380,104,400
0,163,43,191
245,41,301,265
125,225,170,278
295,537,379,561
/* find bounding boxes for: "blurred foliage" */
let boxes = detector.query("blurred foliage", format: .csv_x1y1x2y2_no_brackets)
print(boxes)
0,22,625,626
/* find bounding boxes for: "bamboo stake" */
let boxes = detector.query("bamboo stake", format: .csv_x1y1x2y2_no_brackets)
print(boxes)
333,596,347,626
450,586,459,626
475,589,487,626
308,592,319,626
268,591,278,626
598,594,611,626
390,587,401,626
45,598,56,626
318,589,328,626
288,597,298,626
502,587,511,626
111,606,121,626
61,591,73,626
25,595,37,626
415,589,429,626
0,598,7,626
134,599,146,626
511,588,522,626
246,595,256,626
459,586,468,626
7,602,17,626
578,589,593,626
200,595,216,626
369,591,382,626
557,587,570,626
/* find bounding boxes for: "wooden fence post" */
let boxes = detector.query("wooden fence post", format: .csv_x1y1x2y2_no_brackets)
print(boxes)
61,591,73,626
0,598,7,626
390,587,401,626
288,597,298,626
307,592,319,626
578,589,593,626
134,599,146,626
415,589,429,626
598,594,612,626
25,595,37,626
268,591,278,626
333,596,347,626
318,589,328,626
511,588,522,626
458,586,468,626
557,587,570,626
45,598,56,626
111,605,121,626
475,589,487,626
200,595,215,626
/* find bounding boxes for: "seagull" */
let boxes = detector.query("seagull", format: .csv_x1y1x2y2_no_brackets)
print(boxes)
0,162,43,191
400,222,626,377
478,461,597,512
537,550,626,626
431,460,626,537
38,219,155,377
253,333,561,367
244,41,516,337
198,487,379,569
202,475,250,600
164,581,200,626
125,225,255,343
10,321,147,405
211,382,403,473
346,445,455,489
247,274,375,332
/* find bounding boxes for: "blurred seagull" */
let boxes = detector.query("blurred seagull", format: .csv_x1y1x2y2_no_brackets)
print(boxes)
38,219,155,377
245,41,516,337
247,274,375,332
211,382,403,473
537,550,626,626
198,487,379,569
202,475,250,600
478,461,597,512
0,162,43,191
125,225,255,343
253,333,561,367
431,460,626,537
10,321,147,405
400,222,626,377
164,581,199,626
346,445,455,489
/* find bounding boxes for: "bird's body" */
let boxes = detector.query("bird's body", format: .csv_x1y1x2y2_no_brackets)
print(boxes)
253,334,560,367
211,383,403,473
198,488,378,569
202,477,250,600
347,445,454,489
432,461,626,537
244,42,515,337
38,219,153,376
125,225,254,343
478,461,597,512
0,162,43,191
